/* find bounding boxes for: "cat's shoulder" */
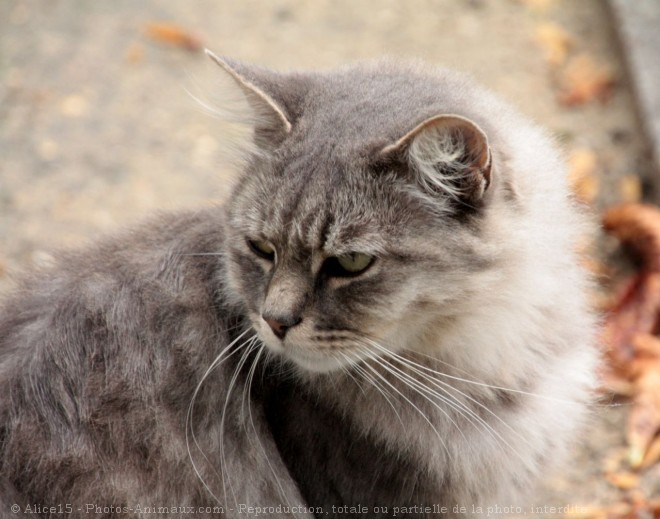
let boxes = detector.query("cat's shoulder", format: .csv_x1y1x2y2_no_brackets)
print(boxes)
0,207,228,355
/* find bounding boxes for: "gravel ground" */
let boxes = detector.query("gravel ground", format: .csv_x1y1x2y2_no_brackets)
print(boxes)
1,0,657,515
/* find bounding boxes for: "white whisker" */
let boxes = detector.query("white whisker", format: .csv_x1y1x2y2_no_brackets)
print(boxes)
185,328,253,506
338,350,405,429
218,337,260,509
353,349,451,460
364,339,531,458
363,347,468,444
243,345,304,518
406,348,600,406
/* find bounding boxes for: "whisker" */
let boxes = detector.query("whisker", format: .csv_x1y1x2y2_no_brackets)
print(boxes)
338,350,406,430
244,345,303,517
218,337,260,508
366,340,528,452
352,347,451,460
333,352,367,397
372,338,594,406
363,347,469,444
185,328,254,505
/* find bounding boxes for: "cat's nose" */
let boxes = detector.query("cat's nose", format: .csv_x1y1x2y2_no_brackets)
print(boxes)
262,313,302,340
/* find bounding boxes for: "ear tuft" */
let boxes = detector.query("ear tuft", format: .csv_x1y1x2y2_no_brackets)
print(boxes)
206,50,293,148
380,114,492,205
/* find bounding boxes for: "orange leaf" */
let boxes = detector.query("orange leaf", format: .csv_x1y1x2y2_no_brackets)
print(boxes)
558,54,616,106
602,274,660,368
626,358,660,468
632,333,660,360
144,22,202,52
639,434,660,469
535,22,573,68
603,204,660,272
605,470,640,490
618,175,642,204
568,148,599,203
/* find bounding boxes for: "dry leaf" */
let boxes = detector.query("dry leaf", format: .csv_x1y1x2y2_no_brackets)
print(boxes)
601,205,660,505
619,175,642,204
535,22,573,67
593,498,660,519
629,338,660,463
599,370,635,397
602,274,660,367
563,505,608,519
591,502,632,519
605,470,640,490
144,22,202,52
569,148,599,203
559,54,616,106
603,204,660,272
632,333,660,359
640,434,660,469
626,356,660,468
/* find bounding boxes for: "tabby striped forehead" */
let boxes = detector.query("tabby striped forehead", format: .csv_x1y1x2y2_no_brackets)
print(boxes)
232,162,398,259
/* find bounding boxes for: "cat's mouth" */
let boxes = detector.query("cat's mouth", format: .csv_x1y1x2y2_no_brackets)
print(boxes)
282,348,351,373
250,314,368,373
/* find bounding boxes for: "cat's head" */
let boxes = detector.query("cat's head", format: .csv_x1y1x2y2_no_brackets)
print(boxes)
211,53,501,372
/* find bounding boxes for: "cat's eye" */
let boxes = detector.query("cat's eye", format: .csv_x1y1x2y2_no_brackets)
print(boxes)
247,239,275,261
324,252,375,277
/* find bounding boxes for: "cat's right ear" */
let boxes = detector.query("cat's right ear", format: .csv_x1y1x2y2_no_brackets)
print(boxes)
378,114,492,206
206,50,293,148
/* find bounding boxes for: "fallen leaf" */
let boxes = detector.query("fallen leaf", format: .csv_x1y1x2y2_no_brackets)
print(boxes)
600,204,660,508
593,502,632,519
599,370,635,397
535,22,573,67
632,333,660,359
591,498,660,519
568,148,599,203
558,54,616,106
619,175,642,204
605,470,640,490
603,204,660,272
563,505,608,519
144,22,202,52
602,274,660,367
640,433,660,469
627,352,660,468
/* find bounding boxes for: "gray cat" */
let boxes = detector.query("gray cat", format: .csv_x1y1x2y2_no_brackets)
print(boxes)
0,53,597,518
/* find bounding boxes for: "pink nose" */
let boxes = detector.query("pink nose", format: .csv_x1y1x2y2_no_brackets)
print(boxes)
265,318,288,339
262,314,302,340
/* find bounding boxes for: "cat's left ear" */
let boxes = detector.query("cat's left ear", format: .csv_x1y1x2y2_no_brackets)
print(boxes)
206,50,294,147
379,114,492,204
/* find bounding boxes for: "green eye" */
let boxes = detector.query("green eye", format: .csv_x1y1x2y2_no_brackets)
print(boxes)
247,239,275,260
334,252,374,275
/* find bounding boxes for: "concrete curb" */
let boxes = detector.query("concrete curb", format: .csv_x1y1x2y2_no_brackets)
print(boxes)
608,0,660,186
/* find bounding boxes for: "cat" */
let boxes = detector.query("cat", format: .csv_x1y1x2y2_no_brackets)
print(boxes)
0,52,598,518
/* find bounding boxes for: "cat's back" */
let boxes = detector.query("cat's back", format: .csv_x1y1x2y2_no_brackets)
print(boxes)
0,207,240,510
0,207,229,365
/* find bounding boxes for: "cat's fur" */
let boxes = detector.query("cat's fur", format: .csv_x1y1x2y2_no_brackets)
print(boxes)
0,54,597,518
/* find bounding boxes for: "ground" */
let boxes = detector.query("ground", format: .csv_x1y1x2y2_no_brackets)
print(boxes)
1,0,658,516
